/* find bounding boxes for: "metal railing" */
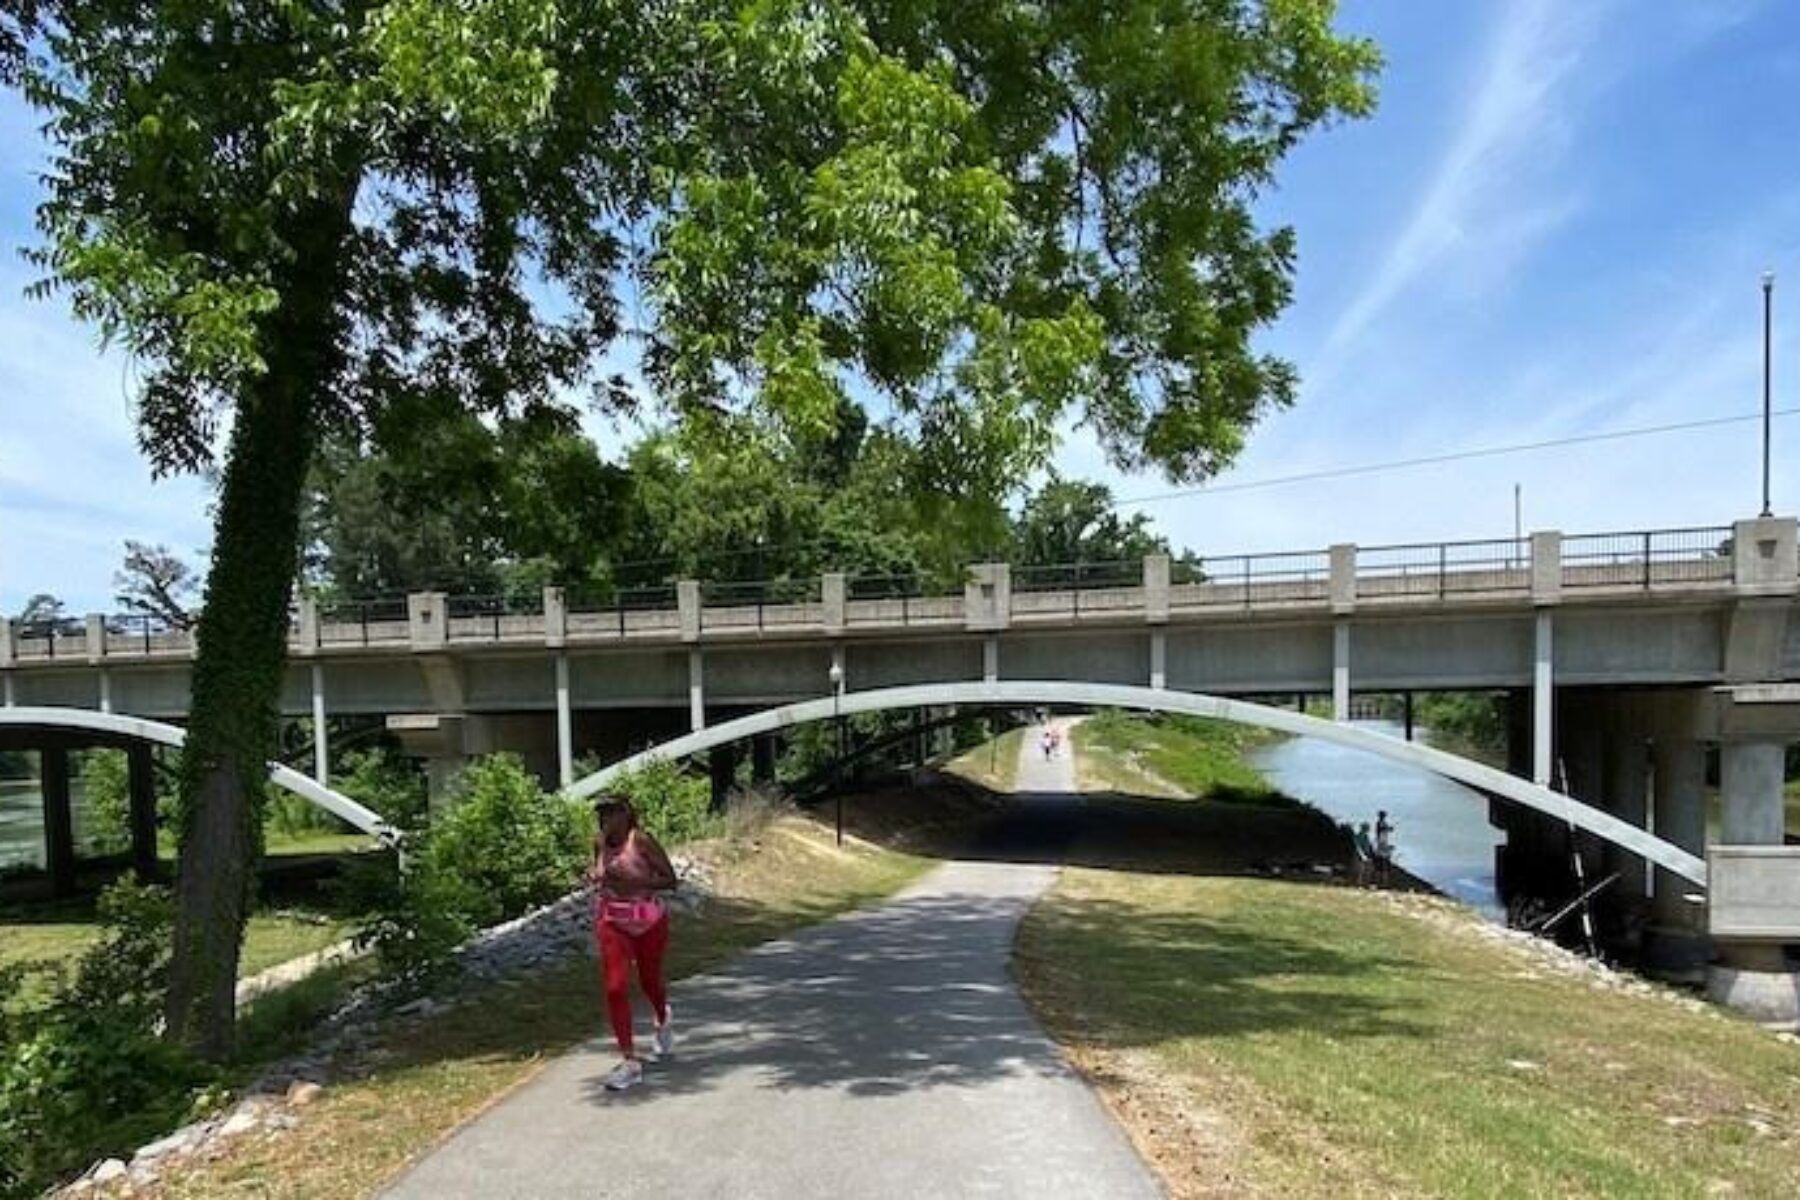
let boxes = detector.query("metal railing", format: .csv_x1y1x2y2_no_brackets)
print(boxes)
445,593,546,641
105,613,191,654
1561,526,1732,589
1358,537,1529,600
699,578,822,632
317,597,409,646
1174,549,1332,610
566,585,682,637
1012,560,1143,617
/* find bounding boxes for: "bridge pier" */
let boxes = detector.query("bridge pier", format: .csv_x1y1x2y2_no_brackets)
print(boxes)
1645,736,1709,973
41,744,75,897
1709,739,1799,1023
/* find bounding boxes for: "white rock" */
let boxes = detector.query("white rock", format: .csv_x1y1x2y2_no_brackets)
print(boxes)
92,1159,127,1184
134,1127,195,1161
286,1080,325,1107
218,1109,262,1138
1504,1059,1541,1072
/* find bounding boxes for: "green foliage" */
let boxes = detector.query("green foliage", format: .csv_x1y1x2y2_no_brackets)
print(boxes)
1011,479,1168,565
0,876,206,1199
1414,692,1508,757
352,754,591,980
334,747,428,831
78,749,132,853
606,759,717,847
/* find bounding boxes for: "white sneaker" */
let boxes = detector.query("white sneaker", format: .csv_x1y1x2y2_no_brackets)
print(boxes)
603,1058,643,1091
654,1007,674,1058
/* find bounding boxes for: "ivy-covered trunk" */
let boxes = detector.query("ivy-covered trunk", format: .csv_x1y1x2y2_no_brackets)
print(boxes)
163,194,354,1060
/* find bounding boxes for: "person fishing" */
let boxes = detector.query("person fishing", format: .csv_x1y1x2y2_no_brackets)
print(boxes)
590,796,679,1092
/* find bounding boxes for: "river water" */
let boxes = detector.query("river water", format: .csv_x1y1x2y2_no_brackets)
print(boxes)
1249,720,1506,919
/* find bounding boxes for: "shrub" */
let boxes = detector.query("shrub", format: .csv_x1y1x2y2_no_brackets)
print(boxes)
334,747,428,830
351,754,591,980
78,749,132,854
0,876,207,1199
607,758,716,846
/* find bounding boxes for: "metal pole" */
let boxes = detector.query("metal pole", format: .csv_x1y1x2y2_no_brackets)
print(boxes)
1762,271,1775,517
834,692,843,847
1513,483,1522,566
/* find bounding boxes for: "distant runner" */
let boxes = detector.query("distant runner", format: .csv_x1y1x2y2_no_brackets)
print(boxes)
590,796,679,1092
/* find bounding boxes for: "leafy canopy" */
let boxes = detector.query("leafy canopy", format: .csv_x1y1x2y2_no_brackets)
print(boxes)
17,0,1377,497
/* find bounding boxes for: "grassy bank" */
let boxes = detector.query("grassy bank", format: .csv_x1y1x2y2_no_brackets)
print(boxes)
1018,869,1800,1199
1074,711,1284,803
149,815,928,1199
1,900,354,1000
944,726,1025,793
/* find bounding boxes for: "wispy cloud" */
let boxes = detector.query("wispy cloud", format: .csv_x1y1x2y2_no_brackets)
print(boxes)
1315,0,1600,372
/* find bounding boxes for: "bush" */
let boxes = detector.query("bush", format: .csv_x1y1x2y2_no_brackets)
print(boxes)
78,749,132,854
334,747,428,830
0,876,207,1199
607,758,716,846
351,754,591,981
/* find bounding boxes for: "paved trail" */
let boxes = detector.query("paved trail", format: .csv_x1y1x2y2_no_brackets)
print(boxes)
384,722,1156,1199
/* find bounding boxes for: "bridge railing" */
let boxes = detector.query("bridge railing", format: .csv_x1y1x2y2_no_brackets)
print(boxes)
844,573,963,627
317,597,410,647
446,593,547,643
566,585,682,638
1561,526,1732,590
700,578,825,633
1357,537,1530,601
1172,549,1332,610
1012,560,1144,619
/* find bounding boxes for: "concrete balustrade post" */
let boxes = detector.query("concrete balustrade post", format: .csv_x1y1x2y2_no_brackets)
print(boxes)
678,580,702,643
85,613,105,663
1142,555,1170,624
543,586,567,648
1328,544,1356,614
295,594,321,655
408,592,447,651
822,573,847,635
964,563,1011,632
1530,530,1562,605
0,618,14,668
1730,516,1798,595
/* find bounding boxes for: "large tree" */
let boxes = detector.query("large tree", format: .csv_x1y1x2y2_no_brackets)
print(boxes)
12,1,1375,1058
113,540,200,629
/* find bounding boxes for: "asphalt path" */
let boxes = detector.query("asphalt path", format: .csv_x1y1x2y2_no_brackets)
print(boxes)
383,722,1158,1199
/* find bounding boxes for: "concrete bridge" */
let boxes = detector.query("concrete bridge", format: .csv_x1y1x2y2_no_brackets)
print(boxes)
4,517,1800,1018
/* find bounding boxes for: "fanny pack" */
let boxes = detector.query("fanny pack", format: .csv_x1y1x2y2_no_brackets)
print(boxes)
597,895,666,936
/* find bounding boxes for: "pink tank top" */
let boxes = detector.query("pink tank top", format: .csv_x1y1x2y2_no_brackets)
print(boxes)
596,834,667,935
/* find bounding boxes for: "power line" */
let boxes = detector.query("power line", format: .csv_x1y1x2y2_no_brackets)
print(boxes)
1113,407,1800,508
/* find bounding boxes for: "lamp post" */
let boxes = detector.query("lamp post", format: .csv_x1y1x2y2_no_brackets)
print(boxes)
829,659,845,845
1762,271,1776,518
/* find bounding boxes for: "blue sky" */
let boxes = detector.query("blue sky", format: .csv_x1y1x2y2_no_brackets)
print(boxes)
3,0,1799,612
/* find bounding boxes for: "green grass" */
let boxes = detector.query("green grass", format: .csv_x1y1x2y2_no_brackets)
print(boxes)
0,900,354,996
943,726,1026,792
1074,711,1284,803
1019,870,1800,1199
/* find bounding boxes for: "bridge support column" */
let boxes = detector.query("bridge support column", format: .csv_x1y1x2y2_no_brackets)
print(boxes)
42,745,75,898
97,669,111,714
1532,611,1554,785
1647,737,1708,974
751,735,777,785
1331,621,1349,721
1600,724,1650,911
311,662,328,784
688,649,705,733
1708,740,1798,1023
709,745,738,811
555,652,573,788
127,741,160,880
2,672,13,707
1149,630,1166,691
982,636,998,684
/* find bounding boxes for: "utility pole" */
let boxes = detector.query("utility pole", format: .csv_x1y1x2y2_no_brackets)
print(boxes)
1762,271,1775,517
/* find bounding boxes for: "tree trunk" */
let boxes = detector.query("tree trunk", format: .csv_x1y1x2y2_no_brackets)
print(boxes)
163,194,354,1060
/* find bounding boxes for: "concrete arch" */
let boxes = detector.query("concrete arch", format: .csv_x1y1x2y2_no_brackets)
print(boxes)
0,706,396,842
568,681,1708,887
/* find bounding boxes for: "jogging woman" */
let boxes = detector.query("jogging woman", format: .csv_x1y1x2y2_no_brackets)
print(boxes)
591,797,679,1091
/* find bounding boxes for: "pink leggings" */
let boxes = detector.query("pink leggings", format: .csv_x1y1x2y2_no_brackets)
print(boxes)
598,916,670,1056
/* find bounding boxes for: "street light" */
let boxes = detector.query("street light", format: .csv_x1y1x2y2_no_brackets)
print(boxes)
829,659,845,845
1762,271,1776,518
